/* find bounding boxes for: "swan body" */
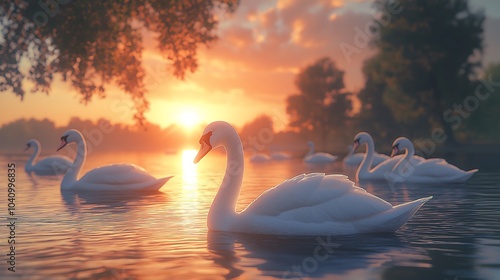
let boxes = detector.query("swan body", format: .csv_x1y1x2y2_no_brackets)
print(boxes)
389,137,478,183
193,121,432,236
270,152,291,160
249,153,271,163
343,144,389,167
25,139,72,175
57,129,172,192
353,132,425,182
304,141,338,164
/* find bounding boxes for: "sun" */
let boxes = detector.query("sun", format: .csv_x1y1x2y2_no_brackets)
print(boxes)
178,110,200,129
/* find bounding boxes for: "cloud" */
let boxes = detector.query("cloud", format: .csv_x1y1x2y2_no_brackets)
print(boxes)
140,0,500,128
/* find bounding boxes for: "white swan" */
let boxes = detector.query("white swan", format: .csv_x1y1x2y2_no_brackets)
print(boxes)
343,144,389,167
57,129,172,192
249,153,271,163
304,141,338,164
389,137,478,183
353,132,424,182
25,139,72,175
193,121,432,236
270,152,291,160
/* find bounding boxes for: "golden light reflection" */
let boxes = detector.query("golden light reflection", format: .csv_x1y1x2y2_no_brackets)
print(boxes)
178,149,203,230
182,149,198,190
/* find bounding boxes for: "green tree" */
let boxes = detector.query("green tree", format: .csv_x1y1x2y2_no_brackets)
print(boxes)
362,0,484,143
464,63,500,142
0,0,239,124
357,56,403,146
286,57,352,148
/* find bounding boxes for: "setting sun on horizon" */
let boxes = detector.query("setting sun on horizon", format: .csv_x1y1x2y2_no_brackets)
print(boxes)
178,110,200,130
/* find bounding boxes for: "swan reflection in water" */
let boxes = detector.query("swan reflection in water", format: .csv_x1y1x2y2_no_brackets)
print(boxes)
206,231,423,279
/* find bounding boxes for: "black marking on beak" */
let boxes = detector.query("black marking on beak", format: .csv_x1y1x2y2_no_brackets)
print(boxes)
57,135,69,151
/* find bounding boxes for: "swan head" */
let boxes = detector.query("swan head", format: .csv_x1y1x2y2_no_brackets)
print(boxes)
194,121,237,164
25,139,40,151
57,129,84,151
307,141,314,148
353,132,372,151
391,137,412,157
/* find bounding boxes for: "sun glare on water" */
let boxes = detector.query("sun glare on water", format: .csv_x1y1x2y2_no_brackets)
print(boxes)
181,149,198,190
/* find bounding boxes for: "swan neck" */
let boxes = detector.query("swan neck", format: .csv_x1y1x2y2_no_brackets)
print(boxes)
61,139,86,189
26,144,40,169
396,144,414,170
358,139,375,175
306,143,314,157
208,133,244,231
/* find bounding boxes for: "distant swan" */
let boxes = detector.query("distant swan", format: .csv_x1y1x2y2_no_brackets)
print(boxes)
25,139,71,175
193,121,432,236
304,141,337,164
270,152,291,160
249,153,271,163
389,137,478,183
57,129,172,192
343,144,389,167
353,132,424,182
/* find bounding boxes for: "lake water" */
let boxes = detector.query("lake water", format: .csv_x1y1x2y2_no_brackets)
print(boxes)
0,150,499,280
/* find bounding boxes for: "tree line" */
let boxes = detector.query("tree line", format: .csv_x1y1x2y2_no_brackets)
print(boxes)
285,0,499,149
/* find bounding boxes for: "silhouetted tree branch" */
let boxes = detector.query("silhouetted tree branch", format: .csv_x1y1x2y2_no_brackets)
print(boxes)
0,0,239,124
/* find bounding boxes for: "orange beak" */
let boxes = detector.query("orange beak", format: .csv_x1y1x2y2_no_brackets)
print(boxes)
194,141,212,164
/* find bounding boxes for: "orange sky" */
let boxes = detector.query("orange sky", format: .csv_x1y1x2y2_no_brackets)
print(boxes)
1,0,499,131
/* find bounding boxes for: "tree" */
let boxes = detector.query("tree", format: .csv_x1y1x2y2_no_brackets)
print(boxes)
357,56,405,146
286,57,352,148
363,0,484,144
239,115,275,154
0,0,239,124
464,63,500,143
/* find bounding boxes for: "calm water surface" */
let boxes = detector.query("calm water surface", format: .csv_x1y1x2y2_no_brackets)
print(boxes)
0,150,499,280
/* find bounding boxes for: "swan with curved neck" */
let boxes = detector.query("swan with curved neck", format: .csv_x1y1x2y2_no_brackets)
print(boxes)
57,129,172,191
193,121,432,235
343,144,389,168
304,141,337,164
390,137,478,183
353,132,424,182
25,139,72,175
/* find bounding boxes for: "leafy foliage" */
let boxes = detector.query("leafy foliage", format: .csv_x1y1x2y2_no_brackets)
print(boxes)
286,57,353,148
0,0,239,124
361,0,484,143
464,63,500,142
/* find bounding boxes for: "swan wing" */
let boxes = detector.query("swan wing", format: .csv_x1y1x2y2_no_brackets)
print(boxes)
414,160,467,176
304,153,337,163
33,156,72,173
242,173,392,223
370,157,400,173
36,156,72,166
79,164,156,185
